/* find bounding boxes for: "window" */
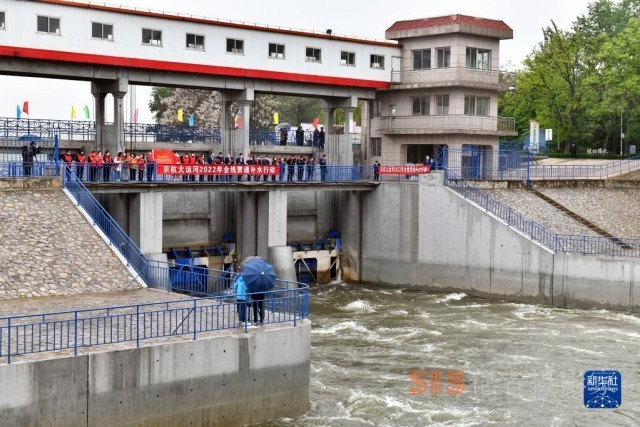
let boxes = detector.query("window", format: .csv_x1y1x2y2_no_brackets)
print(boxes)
142,28,162,45
412,49,431,70
412,96,430,116
306,47,321,62
434,95,449,115
0,12,5,29
37,16,60,34
268,43,285,59
371,138,382,157
464,96,490,116
186,33,205,50
226,38,244,54
436,47,450,68
373,101,382,118
466,48,491,70
341,51,355,66
407,145,433,164
370,54,385,69
92,22,113,40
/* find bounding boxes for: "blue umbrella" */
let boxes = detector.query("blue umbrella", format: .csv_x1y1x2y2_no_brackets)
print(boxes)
241,257,276,293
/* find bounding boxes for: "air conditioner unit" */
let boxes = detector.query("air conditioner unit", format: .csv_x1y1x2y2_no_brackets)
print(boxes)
372,63,381,69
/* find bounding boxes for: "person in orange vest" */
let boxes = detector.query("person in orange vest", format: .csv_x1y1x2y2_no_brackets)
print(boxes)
136,154,145,181
145,150,154,182
76,151,86,180
103,151,113,182
63,150,73,180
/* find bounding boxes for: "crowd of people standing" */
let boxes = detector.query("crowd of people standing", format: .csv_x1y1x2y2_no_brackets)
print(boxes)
61,149,330,182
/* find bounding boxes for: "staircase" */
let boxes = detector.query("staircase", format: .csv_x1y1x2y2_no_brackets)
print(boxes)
526,188,632,250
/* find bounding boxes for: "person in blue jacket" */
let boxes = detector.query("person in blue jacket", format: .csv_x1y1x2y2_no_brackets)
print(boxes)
234,275,249,325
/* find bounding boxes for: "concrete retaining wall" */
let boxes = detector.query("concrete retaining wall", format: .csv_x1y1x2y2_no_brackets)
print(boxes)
0,321,311,426
341,172,640,311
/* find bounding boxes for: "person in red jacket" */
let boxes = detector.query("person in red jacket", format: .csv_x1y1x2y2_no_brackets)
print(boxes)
189,153,196,182
103,151,113,182
88,151,97,181
76,151,86,180
96,151,104,182
136,154,145,181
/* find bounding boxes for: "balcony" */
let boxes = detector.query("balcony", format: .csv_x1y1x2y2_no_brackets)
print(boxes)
390,67,515,91
373,115,517,136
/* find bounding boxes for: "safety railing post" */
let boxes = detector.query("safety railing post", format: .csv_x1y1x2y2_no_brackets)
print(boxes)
74,311,78,356
136,305,140,347
193,299,197,340
7,317,11,364
293,290,297,327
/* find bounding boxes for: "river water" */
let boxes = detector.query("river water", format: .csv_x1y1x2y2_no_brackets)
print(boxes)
275,283,640,426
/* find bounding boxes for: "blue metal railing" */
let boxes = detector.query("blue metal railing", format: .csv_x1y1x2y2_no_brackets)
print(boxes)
123,123,221,144
444,168,640,258
439,147,640,181
0,284,309,363
63,162,429,183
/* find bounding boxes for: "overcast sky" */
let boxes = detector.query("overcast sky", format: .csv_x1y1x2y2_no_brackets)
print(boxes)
0,0,591,122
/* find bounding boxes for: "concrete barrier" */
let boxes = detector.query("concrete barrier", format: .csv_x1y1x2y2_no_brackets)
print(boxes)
341,172,640,312
0,321,311,426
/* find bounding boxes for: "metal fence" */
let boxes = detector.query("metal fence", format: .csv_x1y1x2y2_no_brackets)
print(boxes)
0,135,59,177
0,118,95,141
123,123,221,144
444,168,640,258
63,163,431,183
440,147,640,181
0,285,309,363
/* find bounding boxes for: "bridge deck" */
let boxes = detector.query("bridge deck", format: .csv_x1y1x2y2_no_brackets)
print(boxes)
84,180,381,193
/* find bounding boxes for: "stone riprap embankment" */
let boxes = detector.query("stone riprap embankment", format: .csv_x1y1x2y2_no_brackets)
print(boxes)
0,189,136,299
538,188,640,238
487,189,599,236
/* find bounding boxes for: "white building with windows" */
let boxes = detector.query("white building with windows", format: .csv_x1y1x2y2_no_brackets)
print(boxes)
368,15,517,165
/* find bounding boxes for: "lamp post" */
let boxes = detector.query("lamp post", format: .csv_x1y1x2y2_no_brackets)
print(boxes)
620,111,624,156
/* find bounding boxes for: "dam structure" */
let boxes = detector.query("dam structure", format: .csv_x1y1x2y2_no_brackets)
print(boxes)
2,1,640,424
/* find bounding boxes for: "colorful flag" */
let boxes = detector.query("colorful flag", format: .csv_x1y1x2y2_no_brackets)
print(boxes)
16,104,21,120
312,117,320,129
22,101,29,115
133,108,139,124
83,105,90,119
189,114,195,127
71,106,77,120
177,108,184,123
273,112,279,125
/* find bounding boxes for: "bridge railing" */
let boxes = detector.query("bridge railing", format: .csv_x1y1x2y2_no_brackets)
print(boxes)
0,283,309,363
63,162,433,183
444,168,640,258
123,123,221,144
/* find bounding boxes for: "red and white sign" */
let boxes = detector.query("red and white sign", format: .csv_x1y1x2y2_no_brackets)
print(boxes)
152,149,178,165
380,165,430,175
157,164,280,176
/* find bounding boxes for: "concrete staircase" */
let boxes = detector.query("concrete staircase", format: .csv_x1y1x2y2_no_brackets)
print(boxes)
526,187,632,249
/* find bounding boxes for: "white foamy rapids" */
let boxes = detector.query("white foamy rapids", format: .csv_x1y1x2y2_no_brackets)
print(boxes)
390,309,409,316
435,293,467,303
312,321,370,336
344,300,376,313
513,304,557,320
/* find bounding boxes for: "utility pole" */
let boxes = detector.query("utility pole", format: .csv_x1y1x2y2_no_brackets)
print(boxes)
620,111,624,156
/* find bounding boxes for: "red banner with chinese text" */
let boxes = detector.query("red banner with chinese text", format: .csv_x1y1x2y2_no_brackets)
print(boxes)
152,149,178,165
157,164,280,176
379,165,430,175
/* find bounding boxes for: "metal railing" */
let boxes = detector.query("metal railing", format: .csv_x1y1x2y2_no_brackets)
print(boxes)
123,123,221,144
64,162,432,183
0,284,309,363
375,115,516,133
391,67,501,86
0,118,96,141
444,168,640,258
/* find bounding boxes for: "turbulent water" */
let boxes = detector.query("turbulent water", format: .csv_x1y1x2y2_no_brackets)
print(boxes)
274,283,640,426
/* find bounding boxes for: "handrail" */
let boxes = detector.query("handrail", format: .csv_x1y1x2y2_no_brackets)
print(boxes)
443,167,640,258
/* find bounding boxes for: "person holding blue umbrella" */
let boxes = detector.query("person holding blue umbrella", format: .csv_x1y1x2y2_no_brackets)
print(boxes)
241,257,276,325
234,274,249,325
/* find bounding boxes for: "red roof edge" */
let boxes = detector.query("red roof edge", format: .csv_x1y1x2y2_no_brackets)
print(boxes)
386,14,512,34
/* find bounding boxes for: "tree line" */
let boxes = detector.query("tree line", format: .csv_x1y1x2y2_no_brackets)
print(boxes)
500,0,640,153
